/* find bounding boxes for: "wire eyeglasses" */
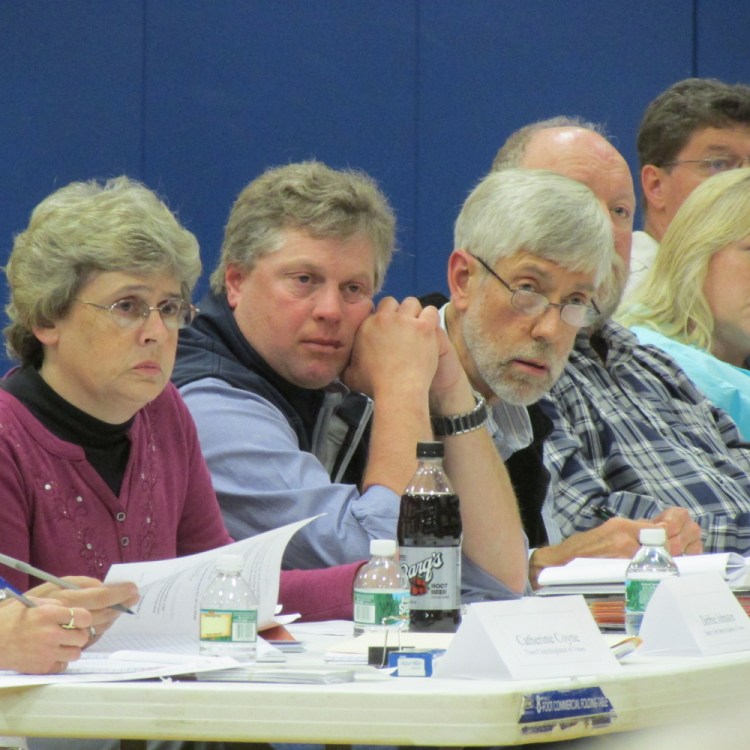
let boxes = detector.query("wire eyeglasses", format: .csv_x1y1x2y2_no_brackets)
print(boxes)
470,253,600,328
661,155,750,176
76,297,197,330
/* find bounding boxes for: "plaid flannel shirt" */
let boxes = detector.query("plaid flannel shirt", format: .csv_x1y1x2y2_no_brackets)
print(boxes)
540,320,750,554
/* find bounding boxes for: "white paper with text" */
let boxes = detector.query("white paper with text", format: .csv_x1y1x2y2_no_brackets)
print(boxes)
94,515,318,651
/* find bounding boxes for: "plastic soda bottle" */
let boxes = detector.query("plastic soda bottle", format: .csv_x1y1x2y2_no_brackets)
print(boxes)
624,527,679,636
199,553,258,660
398,441,462,633
353,539,410,636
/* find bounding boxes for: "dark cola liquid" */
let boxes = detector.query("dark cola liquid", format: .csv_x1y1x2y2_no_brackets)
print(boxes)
398,491,462,632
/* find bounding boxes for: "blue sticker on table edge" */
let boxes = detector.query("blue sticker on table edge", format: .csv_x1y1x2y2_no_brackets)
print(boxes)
519,687,616,731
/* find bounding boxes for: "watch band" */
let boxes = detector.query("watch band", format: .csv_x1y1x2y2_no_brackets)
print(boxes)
430,395,489,437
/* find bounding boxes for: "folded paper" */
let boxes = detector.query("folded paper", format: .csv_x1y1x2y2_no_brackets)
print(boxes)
435,595,620,680
639,572,750,656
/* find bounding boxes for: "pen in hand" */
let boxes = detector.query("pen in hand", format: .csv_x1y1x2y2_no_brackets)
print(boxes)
0,551,134,615
593,504,623,522
0,587,37,608
2,585,99,644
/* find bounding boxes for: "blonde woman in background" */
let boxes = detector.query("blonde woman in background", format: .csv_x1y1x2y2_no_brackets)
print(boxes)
619,168,750,438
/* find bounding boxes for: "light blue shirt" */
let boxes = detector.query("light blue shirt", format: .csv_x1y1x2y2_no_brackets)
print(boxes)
179,376,521,602
631,326,750,441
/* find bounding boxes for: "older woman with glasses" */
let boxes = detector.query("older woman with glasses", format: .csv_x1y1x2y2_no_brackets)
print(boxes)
619,168,750,439
0,177,362,678
0,176,229,591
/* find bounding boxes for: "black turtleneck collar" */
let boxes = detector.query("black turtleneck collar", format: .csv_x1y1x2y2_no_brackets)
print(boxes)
1,366,133,495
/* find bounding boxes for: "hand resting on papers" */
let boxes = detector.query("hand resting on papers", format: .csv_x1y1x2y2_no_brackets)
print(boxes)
529,508,703,589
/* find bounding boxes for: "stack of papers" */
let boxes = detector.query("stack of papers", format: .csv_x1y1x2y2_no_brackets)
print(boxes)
0,517,318,687
197,665,356,684
537,552,750,596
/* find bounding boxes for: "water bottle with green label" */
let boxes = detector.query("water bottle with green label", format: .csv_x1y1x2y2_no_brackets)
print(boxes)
625,527,678,636
353,539,410,636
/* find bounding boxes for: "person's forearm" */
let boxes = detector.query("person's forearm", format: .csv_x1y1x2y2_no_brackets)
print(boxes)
442,428,528,594
279,561,365,621
427,367,527,594
362,380,432,494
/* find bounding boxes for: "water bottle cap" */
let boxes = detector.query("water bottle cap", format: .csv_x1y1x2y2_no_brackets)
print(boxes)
416,441,444,458
639,528,667,545
370,539,397,557
215,553,244,573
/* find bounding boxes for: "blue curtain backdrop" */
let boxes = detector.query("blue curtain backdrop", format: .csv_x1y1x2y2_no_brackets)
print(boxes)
1,0,748,372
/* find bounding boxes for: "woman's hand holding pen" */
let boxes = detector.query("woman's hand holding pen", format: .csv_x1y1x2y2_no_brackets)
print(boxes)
28,576,139,644
0,576,139,673
0,597,92,674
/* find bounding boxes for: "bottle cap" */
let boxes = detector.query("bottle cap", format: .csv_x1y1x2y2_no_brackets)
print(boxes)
215,553,244,573
370,539,397,557
639,528,667,546
416,441,444,459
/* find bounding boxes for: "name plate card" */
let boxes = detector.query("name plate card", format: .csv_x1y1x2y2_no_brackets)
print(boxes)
434,595,620,680
639,572,750,656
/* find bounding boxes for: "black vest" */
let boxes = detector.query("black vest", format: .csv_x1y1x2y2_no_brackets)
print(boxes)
172,291,371,486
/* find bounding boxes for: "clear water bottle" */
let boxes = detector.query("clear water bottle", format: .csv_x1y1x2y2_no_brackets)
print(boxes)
398,441,462,633
624,527,679,636
199,553,258,661
353,539,410,636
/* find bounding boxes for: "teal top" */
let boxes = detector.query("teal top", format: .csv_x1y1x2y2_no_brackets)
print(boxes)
631,325,750,441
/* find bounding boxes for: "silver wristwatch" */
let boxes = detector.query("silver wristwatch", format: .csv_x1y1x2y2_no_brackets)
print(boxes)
430,395,489,437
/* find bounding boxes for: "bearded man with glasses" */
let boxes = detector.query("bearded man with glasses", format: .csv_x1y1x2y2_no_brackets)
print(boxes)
421,168,614,565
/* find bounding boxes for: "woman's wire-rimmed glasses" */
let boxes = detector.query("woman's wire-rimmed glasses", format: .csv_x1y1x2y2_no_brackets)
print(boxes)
76,297,197,330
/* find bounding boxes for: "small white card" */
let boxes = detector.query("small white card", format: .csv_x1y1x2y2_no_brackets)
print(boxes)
639,572,750,656
434,595,620,680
